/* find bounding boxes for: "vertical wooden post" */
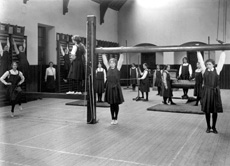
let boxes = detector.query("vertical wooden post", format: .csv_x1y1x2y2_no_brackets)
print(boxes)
86,15,97,124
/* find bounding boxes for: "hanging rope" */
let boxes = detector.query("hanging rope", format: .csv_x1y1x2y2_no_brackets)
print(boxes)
224,0,227,42
217,0,221,41
217,0,227,43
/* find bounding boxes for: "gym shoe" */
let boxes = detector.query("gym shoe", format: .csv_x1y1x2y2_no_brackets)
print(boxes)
66,91,74,94
11,113,14,118
111,120,115,125
114,120,118,125
212,128,218,134
206,128,211,133
19,106,22,111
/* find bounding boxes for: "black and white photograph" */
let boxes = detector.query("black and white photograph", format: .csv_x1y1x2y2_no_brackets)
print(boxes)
0,0,230,165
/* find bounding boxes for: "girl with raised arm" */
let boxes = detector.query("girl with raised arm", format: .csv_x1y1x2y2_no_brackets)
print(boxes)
0,37,11,76
67,35,86,94
102,53,124,125
13,38,30,81
60,45,70,83
0,62,25,117
197,51,226,134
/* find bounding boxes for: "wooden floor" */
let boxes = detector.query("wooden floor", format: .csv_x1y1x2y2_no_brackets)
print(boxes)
0,88,230,166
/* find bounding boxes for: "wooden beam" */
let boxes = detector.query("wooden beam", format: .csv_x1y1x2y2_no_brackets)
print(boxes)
25,92,85,100
95,44,230,54
86,15,97,124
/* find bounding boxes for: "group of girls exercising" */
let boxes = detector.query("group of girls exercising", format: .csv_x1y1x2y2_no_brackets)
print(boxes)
0,35,226,134
98,51,226,135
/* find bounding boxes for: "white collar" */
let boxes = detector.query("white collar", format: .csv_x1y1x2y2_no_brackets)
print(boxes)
207,68,214,71
182,63,189,66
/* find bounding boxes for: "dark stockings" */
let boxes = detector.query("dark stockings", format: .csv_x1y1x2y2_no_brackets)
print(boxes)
146,92,148,101
163,97,167,104
132,84,136,91
110,104,119,120
195,97,201,106
141,92,144,98
212,113,218,129
97,93,102,102
141,92,148,100
11,101,21,113
183,88,188,96
157,87,161,95
205,113,218,129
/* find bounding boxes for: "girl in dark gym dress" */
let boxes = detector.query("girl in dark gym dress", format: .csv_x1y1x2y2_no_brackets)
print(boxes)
0,62,25,117
197,51,225,134
102,53,124,125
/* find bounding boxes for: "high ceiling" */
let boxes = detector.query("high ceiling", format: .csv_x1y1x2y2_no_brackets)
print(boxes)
91,0,128,11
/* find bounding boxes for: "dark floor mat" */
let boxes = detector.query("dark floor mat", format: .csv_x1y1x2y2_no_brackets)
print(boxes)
147,101,204,114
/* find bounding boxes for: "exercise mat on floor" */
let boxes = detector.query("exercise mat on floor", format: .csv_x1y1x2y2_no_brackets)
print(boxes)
65,100,110,107
147,102,204,114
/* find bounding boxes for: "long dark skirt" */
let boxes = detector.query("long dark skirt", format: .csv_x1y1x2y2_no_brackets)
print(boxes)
201,87,223,113
6,85,22,105
96,80,105,94
104,84,124,105
46,76,55,92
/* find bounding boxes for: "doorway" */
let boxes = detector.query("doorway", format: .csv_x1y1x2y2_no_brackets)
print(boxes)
141,52,156,70
37,24,55,92
187,51,204,76
38,26,46,92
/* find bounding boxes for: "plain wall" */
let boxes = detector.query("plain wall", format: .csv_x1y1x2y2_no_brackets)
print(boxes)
0,0,118,65
118,0,230,64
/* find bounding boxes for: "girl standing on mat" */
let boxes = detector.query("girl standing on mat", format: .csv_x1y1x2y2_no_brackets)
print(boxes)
162,65,176,105
0,61,25,117
178,57,192,99
95,62,106,102
45,61,56,92
197,51,225,134
130,63,138,91
153,64,162,95
193,62,203,106
138,63,150,101
68,35,86,94
102,53,124,125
